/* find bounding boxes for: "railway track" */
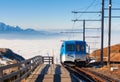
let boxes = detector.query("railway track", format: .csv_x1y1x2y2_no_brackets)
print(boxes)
63,64,120,82
63,64,95,82
80,67,120,82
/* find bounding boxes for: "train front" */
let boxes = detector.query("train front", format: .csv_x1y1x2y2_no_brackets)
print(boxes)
60,40,87,64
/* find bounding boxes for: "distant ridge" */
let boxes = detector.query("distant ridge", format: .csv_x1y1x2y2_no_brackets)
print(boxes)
0,22,76,39
0,22,61,35
0,22,63,39
0,22,37,33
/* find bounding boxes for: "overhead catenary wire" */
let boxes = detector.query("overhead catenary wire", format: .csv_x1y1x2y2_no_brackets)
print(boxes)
71,0,100,32
72,0,101,30
77,0,98,19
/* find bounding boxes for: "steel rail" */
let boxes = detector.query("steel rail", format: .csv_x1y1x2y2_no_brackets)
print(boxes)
63,64,95,82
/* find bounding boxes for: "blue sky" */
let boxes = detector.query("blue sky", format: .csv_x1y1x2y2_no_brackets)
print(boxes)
0,0,120,30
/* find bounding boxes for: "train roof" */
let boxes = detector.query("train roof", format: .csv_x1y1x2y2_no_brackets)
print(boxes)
62,40,86,43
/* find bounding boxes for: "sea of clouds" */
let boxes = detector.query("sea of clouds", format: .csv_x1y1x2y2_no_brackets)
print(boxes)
0,29,119,64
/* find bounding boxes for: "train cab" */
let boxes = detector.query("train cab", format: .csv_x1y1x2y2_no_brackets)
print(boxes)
60,40,86,64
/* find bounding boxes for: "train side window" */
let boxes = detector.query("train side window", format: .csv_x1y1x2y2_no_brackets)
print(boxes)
66,44,75,51
76,44,80,52
76,44,85,52
81,45,84,52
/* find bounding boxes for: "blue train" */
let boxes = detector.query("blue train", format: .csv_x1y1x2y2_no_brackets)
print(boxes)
60,40,87,65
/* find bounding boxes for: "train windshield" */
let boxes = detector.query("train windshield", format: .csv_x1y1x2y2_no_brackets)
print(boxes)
76,44,85,52
66,44,75,51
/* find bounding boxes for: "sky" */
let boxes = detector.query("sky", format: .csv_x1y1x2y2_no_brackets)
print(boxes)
0,0,100,30
0,0,120,30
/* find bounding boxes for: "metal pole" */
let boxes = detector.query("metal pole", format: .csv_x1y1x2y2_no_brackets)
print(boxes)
100,0,104,64
108,0,112,65
83,20,85,41
88,46,90,54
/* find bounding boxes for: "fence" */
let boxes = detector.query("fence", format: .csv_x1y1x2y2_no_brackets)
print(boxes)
0,56,54,82
42,56,54,64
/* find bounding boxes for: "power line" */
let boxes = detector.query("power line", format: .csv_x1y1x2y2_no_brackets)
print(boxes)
104,8,120,10
77,0,98,19
72,11,101,13
72,19,101,22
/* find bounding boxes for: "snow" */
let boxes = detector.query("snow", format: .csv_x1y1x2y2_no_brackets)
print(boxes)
0,59,7,65
0,57,13,65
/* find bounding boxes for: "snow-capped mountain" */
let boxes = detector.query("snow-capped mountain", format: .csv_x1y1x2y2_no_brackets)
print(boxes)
0,22,36,33
0,22,65,39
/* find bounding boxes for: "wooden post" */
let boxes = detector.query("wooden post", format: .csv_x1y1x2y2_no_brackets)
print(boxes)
52,49,54,64
49,57,50,64
52,57,54,64
42,57,44,64
17,65,21,82
0,69,3,82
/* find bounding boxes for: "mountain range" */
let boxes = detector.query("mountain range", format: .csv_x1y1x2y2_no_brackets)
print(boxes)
0,22,39,33
0,22,83,39
0,22,63,39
